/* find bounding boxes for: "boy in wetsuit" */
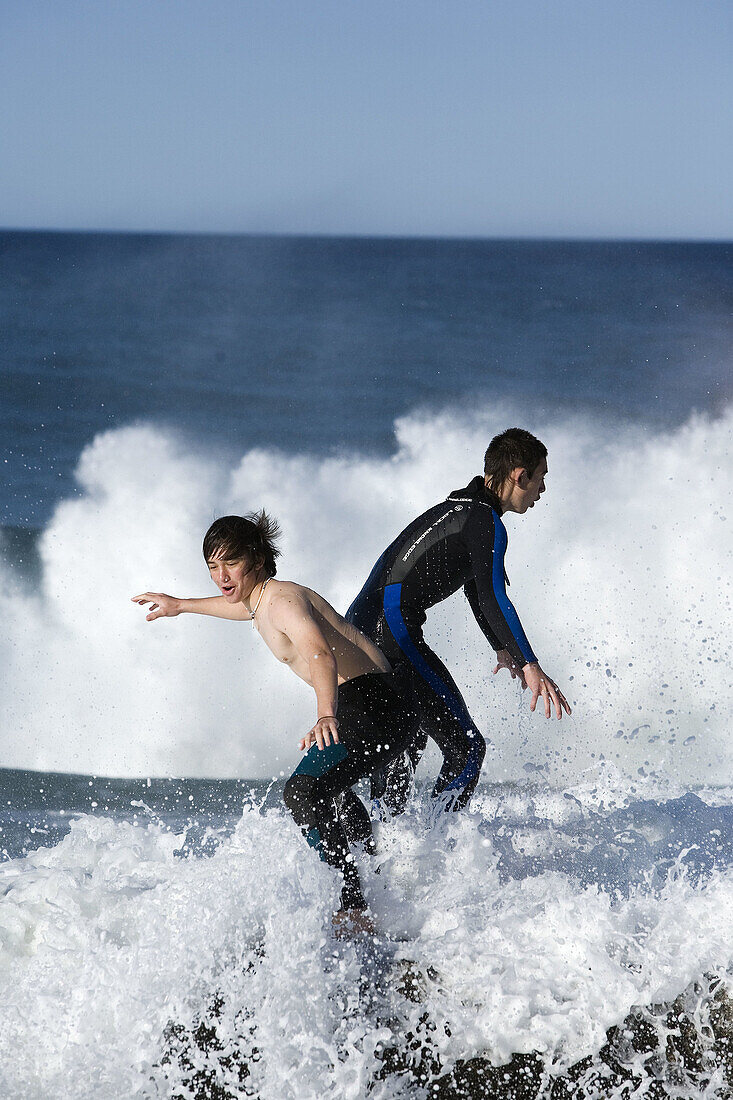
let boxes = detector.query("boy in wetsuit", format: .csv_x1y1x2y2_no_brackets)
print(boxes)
340,428,571,829
132,512,417,934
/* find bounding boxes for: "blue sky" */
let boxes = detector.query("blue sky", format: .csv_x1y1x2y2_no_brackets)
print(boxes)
1,0,731,237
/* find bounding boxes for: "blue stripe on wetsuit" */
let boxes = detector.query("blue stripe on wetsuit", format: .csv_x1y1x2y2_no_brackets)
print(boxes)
490,512,537,665
295,741,348,779
382,582,483,796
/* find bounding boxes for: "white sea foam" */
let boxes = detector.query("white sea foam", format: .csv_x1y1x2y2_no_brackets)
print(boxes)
0,795,730,1099
0,402,730,783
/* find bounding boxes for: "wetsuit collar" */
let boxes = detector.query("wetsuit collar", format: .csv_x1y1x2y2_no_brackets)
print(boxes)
448,475,503,514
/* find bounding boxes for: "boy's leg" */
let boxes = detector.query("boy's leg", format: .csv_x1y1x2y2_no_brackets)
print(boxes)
345,596,428,816
283,740,369,909
373,603,487,812
336,734,425,838
283,674,414,910
368,716,427,813
336,786,375,853
410,657,486,809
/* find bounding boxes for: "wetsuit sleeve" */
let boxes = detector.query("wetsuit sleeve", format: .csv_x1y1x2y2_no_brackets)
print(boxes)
463,579,504,652
463,506,537,667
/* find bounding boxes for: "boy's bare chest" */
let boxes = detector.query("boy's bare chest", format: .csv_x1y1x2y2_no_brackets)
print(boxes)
255,620,303,670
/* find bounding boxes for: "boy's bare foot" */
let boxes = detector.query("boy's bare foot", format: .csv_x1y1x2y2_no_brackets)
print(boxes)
332,908,376,938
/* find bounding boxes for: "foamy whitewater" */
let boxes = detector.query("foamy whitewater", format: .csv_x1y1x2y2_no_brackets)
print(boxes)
0,404,731,1098
0,786,731,1098
1,403,731,783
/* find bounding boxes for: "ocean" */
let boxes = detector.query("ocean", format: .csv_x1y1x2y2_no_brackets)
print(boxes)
0,231,731,1098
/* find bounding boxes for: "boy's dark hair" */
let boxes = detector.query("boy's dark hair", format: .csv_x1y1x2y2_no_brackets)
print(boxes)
484,428,547,493
202,511,281,576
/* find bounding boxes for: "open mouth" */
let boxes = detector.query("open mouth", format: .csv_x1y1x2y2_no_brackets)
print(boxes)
221,584,235,595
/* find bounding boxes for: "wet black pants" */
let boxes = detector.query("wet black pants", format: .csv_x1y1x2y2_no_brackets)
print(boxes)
343,586,487,822
282,671,416,910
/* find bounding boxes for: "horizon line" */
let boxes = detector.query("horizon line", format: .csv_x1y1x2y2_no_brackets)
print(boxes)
1,226,732,246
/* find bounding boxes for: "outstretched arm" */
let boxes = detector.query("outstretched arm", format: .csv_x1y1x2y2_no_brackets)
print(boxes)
268,592,341,752
131,593,252,621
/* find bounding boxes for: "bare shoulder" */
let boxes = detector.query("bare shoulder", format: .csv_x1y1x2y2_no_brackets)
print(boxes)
297,585,334,610
266,580,315,625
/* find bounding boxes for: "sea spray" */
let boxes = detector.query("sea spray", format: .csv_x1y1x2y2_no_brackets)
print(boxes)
0,403,730,784
0,781,731,1098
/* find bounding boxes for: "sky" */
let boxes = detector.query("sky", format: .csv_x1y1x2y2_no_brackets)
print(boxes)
1,0,731,238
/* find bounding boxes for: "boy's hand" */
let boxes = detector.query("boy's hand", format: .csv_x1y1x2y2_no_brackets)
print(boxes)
523,663,572,719
131,592,182,621
493,649,527,688
298,715,340,752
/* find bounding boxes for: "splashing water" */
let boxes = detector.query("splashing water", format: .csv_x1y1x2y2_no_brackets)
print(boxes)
0,402,730,785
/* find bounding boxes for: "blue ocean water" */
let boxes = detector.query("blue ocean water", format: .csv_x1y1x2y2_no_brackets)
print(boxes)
0,232,731,1098
2,232,731,527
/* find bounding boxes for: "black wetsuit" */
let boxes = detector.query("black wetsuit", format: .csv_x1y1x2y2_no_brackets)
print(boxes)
283,669,417,910
343,476,537,817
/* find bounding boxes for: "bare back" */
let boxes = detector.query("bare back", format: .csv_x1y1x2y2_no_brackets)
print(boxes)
253,579,390,686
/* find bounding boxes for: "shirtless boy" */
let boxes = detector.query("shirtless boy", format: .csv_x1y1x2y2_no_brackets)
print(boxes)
132,511,417,932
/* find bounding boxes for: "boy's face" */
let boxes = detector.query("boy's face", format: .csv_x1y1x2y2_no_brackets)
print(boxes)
496,457,548,514
522,458,548,511
207,553,255,602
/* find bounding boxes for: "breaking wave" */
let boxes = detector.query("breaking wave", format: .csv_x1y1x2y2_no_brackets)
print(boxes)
0,401,730,784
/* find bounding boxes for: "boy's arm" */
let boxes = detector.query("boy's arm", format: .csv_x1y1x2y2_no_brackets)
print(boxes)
464,509,538,669
464,580,528,686
465,510,571,719
131,592,252,621
268,592,340,751
463,577,505,651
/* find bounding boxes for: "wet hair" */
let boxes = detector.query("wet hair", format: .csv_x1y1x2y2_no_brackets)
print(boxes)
484,428,547,493
202,511,281,576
